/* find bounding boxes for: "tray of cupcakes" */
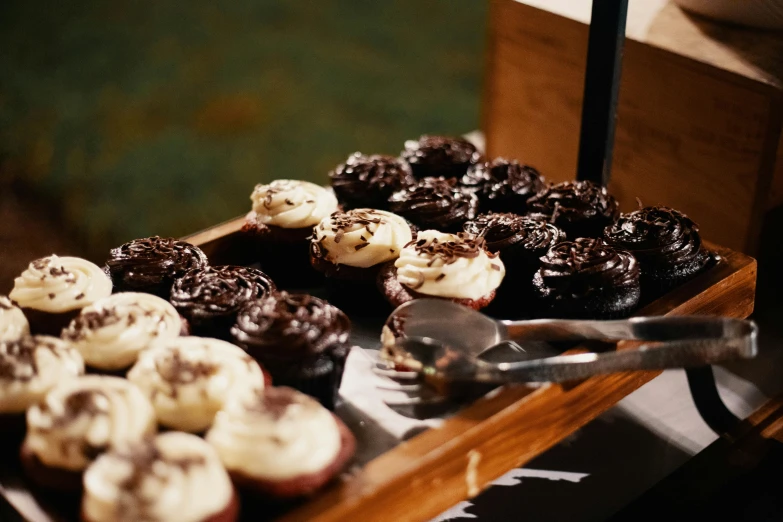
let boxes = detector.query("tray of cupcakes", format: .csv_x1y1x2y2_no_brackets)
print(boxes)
0,135,757,522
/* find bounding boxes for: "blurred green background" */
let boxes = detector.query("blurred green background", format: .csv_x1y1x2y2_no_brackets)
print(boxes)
0,1,487,260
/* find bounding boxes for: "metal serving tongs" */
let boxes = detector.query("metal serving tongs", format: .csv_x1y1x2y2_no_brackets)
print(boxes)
374,299,758,418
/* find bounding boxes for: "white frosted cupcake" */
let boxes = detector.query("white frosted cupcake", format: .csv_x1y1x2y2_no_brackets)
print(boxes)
378,229,505,311
128,336,266,433
206,386,355,498
21,375,156,491
0,295,29,341
241,179,339,284
62,292,184,372
82,432,238,522
9,255,112,336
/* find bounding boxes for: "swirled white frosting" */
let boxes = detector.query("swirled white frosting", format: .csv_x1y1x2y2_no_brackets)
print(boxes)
206,387,341,480
312,209,412,268
82,432,233,522
0,336,84,414
250,180,338,229
25,376,156,471
9,255,112,313
395,230,505,300
128,337,265,433
62,292,182,371
0,296,29,342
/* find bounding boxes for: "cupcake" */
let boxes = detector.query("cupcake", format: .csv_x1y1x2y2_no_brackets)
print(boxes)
21,375,156,491
526,180,619,239
0,295,29,341
128,336,266,433
61,292,185,372
170,266,276,340
377,230,505,311
400,135,482,179
232,292,350,409
329,153,415,210
532,238,640,319
206,386,356,499
604,206,712,295
464,213,565,309
0,336,84,443
82,432,238,522
9,255,113,336
461,158,546,213
388,177,479,232
310,209,413,309
104,236,208,298
241,180,339,286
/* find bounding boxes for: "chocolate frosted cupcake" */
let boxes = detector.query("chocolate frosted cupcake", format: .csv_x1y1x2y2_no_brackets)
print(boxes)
388,177,479,232
21,375,156,491
104,236,208,298
461,158,546,213
527,181,619,239
232,292,350,409
329,153,415,210
310,209,413,309
242,180,339,286
0,295,29,341
604,206,712,295
10,255,113,336
170,266,275,341
401,135,482,179
82,432,238,522
532,238,640,319
128,336,266,433
378,230,505,311
62,292,185,372
464,213,565,310
0,336,84,443
206,386,356,499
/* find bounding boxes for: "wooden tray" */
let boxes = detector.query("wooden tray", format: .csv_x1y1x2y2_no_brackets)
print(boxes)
0,216,757,522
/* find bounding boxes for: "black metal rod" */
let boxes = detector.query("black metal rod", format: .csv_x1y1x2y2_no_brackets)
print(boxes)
576,0,629,186
686,366,741,436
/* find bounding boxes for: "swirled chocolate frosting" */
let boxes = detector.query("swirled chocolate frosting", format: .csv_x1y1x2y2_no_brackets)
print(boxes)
401,135,482,179
603,206,710,272
464,213,565,256
388,177,479,232
526,181,619,238
170,266,276,320
537,238,639,298
232,292,350,357
105,237,208,296
461,159,545,213
329,153,415,210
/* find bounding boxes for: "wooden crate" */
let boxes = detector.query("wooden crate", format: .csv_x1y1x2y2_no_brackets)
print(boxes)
0,216,757,522
483,0,783,253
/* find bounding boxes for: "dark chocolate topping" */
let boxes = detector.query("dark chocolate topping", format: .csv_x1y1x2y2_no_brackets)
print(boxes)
154,348,220,385
105,237,208,292
311,209,388,260
464,213,566,254
401,135,482,179
62,307,122,342
388,177,479,231
0,336,61,380
537,238,639,297
461,158,545,212
603,206,708,269
170,266,276,319
232,292,350,357
405,232,492,265
329,153,415,210
526,181,619,227
244,386,313,420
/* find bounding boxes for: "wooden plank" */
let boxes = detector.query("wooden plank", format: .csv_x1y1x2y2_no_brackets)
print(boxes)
183,219,757,522
483,0,781,253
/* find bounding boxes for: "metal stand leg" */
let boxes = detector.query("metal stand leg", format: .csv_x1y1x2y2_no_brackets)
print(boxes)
686,366,740,435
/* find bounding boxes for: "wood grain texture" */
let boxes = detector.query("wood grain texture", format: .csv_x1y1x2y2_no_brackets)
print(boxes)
185,218,756,522
483,0,783,253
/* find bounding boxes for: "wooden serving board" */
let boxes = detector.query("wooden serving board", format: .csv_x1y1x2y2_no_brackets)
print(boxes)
0,216,757,522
